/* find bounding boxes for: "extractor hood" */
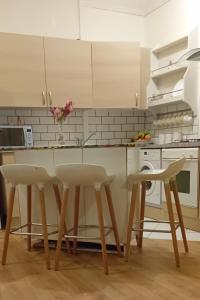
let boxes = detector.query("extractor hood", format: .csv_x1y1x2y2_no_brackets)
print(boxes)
177,48,200,63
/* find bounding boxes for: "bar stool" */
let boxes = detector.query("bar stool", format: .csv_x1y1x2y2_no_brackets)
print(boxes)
55,163,122,275
125,157,188,267
0,164,62,270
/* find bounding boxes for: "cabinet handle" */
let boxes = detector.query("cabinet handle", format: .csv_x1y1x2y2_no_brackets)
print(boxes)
135,93,139,107
42,91,46,106
48,91,53,106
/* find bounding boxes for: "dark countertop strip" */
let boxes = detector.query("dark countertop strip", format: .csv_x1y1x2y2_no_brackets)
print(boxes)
0,143,136,152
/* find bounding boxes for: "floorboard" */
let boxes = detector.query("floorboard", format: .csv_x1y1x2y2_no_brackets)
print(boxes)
0,232,200,300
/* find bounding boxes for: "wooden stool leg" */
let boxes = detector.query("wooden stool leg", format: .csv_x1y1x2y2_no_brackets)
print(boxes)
2,186,15,265
104,184,122,257
27,185,32,251
55,188,69,271
137,182,146,248
170,180,189,253
95,189,108,275
53,184,70,253
125,183,139,262
164,182,180,267
39,188,50,270
73,186,80,254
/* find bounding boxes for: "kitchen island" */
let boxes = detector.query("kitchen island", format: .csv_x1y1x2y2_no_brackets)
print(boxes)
0,145,139,246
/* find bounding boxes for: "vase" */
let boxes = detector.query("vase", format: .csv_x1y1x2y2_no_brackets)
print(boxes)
57,123,65,145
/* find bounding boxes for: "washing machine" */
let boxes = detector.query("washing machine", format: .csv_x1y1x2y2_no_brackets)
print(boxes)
139,149,162,207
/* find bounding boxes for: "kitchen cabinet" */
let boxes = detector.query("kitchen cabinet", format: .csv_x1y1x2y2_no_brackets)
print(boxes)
0,33,92,108
0,32,149,109
1,152,20,222
92,42,140,108
0,32,46,107
44,38,93,108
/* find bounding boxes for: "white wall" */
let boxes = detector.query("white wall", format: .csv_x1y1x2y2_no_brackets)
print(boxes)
144,0,200,48
0,0,144,44
80,6,144,44
0,0,79,38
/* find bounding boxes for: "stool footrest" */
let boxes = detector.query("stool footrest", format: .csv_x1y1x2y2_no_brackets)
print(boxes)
132,222,180,234
10,223,58,236
64,225,113,240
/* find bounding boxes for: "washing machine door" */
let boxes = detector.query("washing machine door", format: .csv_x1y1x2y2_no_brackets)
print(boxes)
140,161,156,197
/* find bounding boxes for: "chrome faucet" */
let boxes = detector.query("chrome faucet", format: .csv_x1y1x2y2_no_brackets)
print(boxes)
76,132,96,147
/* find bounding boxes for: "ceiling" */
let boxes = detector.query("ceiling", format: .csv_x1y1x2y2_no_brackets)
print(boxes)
81,0,170,16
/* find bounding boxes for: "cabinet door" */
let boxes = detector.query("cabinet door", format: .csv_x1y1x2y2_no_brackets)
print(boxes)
92,42,140,108
44,38,93,108
0,33,46,107
1,152,20,221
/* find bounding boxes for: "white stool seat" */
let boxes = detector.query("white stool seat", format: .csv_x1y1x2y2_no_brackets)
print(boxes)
128,157,186,183
1,163,63,270
125,157,188,268
1,164,55,189
54,163,121,275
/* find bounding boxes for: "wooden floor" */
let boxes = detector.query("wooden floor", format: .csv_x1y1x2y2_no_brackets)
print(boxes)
1,233,200,300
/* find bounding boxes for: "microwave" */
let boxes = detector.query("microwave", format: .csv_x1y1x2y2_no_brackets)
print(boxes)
0,125,33,148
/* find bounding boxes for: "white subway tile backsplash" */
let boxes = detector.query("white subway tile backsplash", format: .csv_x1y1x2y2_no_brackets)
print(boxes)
102,117,114,124
69,132,83,141
88,116,101,124
32,133,41,141
127,117,138,124
115,132,126,138
0,109,15,116
16,109,31,116
8,116,18,125
0,116,8,124
0,107,147,145
109,124,121,131
122,124,134,131
96,109,108,116
24,117,40,125
109,139,121,145
97,139,109,145
32,125,47,132
108,109,121,116
39,117,54,124
32,108,48,116
121,110,133,116
69,117,82,125
97,124,109,131
62,124,76,132
88,124,97,132
41,133,56,141
114,117,126,124
102,132,114,139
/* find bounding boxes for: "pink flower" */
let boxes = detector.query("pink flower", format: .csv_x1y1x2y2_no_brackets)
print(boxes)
49,100,73,123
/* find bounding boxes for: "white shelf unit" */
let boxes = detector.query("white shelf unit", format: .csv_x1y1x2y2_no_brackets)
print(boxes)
147,36,199,112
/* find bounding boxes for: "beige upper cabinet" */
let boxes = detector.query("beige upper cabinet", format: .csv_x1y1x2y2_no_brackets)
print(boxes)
44,38,93,108
92,42,140,108
0,32,46,107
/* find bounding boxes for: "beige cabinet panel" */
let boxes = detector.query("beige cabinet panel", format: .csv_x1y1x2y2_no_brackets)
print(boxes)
0,33,46,107
44,38,93,108
1,152,20,219
92,42,140,108
140,48,150,109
